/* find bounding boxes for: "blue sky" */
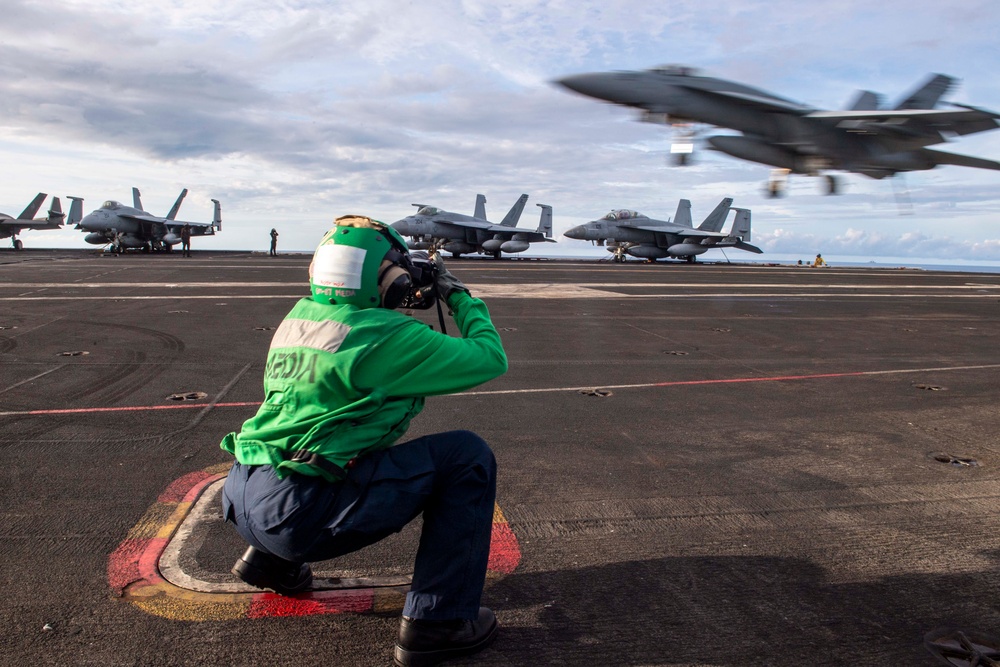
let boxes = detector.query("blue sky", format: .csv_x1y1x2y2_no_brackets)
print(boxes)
2,0,1000,262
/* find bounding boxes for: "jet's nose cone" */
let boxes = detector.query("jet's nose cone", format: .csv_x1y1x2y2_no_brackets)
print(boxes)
564,224,587,240
390,219,408,233
554,73,607,97
554,73,636,104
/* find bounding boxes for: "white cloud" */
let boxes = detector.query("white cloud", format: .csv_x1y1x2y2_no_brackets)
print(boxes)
1,0,999,258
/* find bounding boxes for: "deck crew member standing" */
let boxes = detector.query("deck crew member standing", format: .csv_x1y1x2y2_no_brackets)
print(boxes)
180,223,192,257
269,227,279,256
220,216,508,667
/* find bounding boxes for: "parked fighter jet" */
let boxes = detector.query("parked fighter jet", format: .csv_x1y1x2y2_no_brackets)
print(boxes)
564,197,760,262
555,66,1000,196
77,188,221,252
1,193,80,250
391,194,555,258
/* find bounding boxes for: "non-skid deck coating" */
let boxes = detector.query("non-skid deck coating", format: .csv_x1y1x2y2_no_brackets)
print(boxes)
3,249,1000,666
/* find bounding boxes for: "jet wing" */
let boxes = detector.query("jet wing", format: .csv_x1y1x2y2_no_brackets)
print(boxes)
483,225,555,242
806,107,1000,136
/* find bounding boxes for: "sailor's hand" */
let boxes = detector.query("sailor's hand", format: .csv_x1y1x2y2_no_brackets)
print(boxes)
431,253,470,301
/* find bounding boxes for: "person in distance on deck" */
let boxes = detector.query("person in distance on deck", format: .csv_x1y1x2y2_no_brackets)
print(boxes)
219,215,508,667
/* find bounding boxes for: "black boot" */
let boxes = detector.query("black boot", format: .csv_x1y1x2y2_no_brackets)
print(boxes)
394,607,498,667
231,546,313,595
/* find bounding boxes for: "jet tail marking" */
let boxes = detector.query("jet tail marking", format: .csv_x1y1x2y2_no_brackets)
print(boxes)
697,197,734,232
499,194,529,227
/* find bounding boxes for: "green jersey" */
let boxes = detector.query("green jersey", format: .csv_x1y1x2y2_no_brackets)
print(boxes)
220,292,508,482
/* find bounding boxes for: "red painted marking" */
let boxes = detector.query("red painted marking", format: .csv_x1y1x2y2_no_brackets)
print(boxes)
647,371,868,388
158,470,217,503
108,537,153,594
488,522,521,575
111,465,523,618
247,590,376,618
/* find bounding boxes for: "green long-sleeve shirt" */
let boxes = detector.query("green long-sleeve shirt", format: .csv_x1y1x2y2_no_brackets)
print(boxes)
220,291,508,482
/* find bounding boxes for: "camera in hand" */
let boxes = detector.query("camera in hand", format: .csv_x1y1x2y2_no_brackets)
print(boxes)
399,251,439,310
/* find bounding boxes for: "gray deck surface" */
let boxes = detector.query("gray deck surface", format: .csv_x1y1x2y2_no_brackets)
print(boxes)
2,249,1000,666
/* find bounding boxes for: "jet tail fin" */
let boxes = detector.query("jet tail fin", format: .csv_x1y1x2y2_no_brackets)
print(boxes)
673,199,692,227
536,203,553,238
697,197,734,232
848,90,882,110
67,197,85,227
729,207,751,242
166,189,188,220
47,197,65,224
895,74,955,110
211,199,222,232
132,187,143,211
474,194,487,220
499,194,529,227
18,193,47,220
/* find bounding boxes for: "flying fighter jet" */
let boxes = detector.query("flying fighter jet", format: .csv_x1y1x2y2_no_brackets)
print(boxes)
77,188,221,252
391,194,555,258
555,66,1000,196
1,193,81,250
564,197,760,262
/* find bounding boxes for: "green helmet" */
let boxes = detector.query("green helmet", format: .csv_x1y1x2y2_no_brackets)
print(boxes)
310,215,411,308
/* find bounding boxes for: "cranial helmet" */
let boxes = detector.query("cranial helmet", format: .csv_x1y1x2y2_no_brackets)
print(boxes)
310,215,415,309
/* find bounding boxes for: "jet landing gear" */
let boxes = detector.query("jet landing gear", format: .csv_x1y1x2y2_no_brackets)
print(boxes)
766,169,790,198
11,237,23,251
823,174,841,196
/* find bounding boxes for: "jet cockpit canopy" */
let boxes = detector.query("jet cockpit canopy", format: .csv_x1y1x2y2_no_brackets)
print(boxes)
650,64,699,77
416,206,440,216
101,200,123,210
603,209,645,221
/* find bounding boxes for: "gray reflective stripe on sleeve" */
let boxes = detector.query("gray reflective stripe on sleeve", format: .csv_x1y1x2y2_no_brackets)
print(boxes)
269,318,352,353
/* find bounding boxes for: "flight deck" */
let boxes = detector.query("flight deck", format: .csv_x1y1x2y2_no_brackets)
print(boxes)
2,249,1000,666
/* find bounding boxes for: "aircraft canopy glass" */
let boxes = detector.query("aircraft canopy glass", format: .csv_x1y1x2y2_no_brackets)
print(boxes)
603,209,643,221
416,206,440,216
650,65,698,76
101,200,123,210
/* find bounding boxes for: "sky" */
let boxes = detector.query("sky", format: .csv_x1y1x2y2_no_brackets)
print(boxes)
2,0,1000,263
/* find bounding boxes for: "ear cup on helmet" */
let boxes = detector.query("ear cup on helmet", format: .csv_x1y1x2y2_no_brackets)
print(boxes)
378,260,411,309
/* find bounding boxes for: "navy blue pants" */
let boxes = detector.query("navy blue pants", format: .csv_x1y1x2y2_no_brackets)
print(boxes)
222,430,497,621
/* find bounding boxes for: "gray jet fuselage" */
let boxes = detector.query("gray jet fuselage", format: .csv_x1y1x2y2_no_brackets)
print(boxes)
556,66,1000,183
